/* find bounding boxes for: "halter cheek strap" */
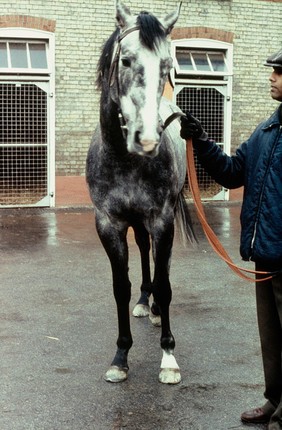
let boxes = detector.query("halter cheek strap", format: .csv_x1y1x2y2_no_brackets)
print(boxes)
108,26,140,88
108,26,140,139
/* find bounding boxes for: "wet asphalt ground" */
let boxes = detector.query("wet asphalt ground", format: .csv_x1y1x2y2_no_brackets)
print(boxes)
0,203,269,430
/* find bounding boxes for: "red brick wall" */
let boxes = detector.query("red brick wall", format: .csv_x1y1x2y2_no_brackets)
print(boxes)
0,15,55,32
172,27,234,43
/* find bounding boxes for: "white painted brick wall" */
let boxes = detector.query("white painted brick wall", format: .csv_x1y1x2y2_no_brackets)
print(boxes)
0,0,281,173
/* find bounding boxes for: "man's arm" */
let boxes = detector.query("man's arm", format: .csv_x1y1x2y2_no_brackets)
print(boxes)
180,113,246,189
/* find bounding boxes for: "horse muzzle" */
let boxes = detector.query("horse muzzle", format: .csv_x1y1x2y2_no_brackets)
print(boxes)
134,131,160,156
140,139,158,153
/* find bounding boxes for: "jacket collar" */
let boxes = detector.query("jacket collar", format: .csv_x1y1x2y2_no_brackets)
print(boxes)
262,104,282,130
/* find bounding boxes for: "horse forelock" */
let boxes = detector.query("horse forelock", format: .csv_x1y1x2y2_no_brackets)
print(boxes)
137,12,166,51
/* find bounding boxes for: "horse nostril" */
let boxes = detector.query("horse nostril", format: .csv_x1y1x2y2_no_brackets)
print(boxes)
135,131,141,144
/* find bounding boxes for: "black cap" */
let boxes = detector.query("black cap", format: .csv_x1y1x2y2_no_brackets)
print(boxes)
265,49,282,68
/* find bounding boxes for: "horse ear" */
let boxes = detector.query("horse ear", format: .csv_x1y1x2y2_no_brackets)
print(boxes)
116,0,134,29
160,2,182,34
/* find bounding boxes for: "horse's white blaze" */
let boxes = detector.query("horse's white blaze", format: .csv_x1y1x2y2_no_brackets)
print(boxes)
119,95,137,153
139,51,160,148
118,30,171,155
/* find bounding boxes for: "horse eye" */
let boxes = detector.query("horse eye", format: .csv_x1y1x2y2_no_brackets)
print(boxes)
121,57,131,68
160,67,169,79
160,58,173,78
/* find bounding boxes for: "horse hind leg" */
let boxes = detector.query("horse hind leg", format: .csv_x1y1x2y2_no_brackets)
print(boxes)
149,300,161,327
132,224,152,318
133,294,150,317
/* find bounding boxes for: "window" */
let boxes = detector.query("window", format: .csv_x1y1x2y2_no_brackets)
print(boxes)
171,38,233,200
175,48,228,75
0,27,55,207
0,40,48,72
172,39,232,78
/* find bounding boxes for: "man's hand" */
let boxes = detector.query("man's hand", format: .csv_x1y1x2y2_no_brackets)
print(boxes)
180,112,208,141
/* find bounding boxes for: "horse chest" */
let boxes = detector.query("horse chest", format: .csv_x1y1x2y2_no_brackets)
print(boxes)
92,162,170,218
107,171,163,209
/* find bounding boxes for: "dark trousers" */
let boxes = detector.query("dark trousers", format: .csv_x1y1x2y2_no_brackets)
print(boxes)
256,264,282,427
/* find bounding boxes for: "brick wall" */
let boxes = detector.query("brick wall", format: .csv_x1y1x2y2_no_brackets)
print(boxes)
0,0,281,174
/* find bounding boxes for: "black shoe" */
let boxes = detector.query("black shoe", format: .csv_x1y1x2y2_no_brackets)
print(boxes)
241,407,272,424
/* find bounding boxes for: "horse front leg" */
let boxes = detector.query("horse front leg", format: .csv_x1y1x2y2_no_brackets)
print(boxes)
152,223,181,385
132,224,152,318
96,219,133,383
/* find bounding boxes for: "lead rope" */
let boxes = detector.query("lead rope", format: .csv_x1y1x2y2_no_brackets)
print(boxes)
185,137,277,282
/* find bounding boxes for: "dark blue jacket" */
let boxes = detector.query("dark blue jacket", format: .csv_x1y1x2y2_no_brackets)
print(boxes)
193,105,282,267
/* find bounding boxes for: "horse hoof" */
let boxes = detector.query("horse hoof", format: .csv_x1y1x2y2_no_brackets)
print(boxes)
104,366,128,383
158,368,181,384
132,304,150,317
149,311,161,327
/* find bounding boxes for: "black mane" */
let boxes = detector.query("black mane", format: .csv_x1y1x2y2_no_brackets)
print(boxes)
96,28,119,89
96,12,166,89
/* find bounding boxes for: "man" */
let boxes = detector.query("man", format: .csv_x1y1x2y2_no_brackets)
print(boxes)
180,49,282,430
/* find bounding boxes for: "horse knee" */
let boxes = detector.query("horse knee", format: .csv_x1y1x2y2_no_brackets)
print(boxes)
152,285,172,308
113,280,131,304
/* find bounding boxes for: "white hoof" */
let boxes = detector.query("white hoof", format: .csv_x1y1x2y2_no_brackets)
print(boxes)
104,366,128,383
149,311,161,327
159,350,181,384
159,368,181,384
132,304,150,317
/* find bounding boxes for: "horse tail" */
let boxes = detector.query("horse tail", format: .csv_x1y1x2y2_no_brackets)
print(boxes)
175,191,197,245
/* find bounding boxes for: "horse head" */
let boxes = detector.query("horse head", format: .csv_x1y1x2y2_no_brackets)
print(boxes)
110,1,181,157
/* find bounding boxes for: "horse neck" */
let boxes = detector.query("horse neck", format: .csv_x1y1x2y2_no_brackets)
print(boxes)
99,87,126,154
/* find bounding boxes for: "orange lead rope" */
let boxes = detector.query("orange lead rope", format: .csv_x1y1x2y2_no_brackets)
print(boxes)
185,137,275,282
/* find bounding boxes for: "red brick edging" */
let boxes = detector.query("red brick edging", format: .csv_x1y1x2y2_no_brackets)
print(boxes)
0,15,56,32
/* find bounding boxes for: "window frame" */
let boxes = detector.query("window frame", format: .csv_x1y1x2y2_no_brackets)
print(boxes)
170,38,233,201
172,39,233,79
0,27,55,207
0,28,54,75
